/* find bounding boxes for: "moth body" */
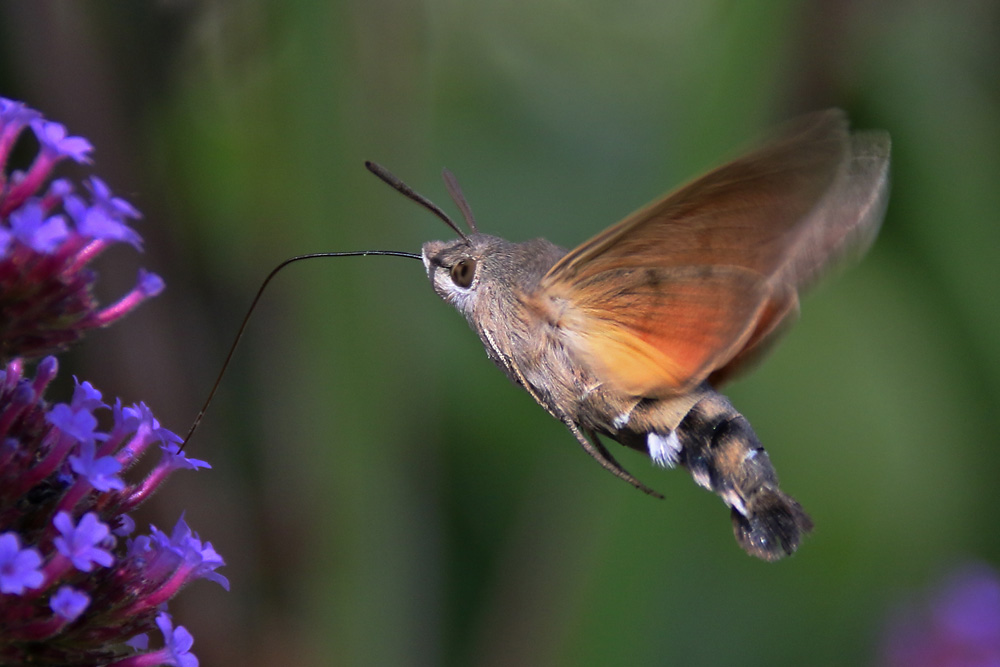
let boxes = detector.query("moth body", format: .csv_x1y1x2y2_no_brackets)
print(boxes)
388,109,890,560
423,234,812,560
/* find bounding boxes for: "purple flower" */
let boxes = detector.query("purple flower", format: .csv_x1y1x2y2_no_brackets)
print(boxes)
52,511,114,572
68,440,125,492
0,97,38,124
113,513,136,537
44,177,73,202
137,268,166,297
124,443,211,509
105,613,199,667
159,442,212,473
0,532,44,594
64,186,143,249
154,516,228,591
881,562,1000,667
116,401,183,469
88,269,165,330
86,176,142,221
104,613,200,667
934,566,1000,647
46,403,101,445
0,98,39,161
30,119,93,164
49,586,89,621
156,612,199,667
6,200,69,252
70,378,105,412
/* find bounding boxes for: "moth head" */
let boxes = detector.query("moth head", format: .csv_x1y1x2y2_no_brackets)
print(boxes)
422,235,500,318
363,161,561,319
422,234,568,323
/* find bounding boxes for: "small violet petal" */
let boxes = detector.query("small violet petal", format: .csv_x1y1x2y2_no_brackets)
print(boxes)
113,514,136,537
31,119,93,164
70,378,106,412
47,404,100,444
160,442,212,472
69,440,125,492
86,176,142,220
50,585,90,621
0,532,45,594
155,612,199,667
53,511,115,572
7,200,69,253
138,269,165,297
0,97,40,129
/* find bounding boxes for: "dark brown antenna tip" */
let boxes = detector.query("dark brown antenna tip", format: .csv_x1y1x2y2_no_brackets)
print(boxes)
365,161,469,241
441,168,479,234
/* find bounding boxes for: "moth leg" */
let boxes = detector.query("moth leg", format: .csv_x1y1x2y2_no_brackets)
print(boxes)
563,420,663,499
481,318,664,499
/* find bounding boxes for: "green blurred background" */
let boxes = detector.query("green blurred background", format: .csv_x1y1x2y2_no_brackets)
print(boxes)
2,1,999,665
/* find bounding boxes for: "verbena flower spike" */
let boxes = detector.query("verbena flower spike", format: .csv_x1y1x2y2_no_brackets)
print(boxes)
0,97,163,363
0,97,224,666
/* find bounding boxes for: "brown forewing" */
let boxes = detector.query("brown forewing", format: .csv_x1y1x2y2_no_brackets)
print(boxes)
536,109,889,397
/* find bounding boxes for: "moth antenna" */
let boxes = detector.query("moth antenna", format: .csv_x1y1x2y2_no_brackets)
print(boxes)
180,249,421,451
365,161,469,241
441,167,479,234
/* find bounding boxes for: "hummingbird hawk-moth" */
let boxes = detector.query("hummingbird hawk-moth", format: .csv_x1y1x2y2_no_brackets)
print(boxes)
367,109,890,560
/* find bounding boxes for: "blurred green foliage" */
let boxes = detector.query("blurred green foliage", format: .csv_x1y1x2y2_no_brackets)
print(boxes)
2,1,999,665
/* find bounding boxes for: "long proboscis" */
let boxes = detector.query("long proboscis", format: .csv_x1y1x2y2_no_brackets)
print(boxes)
180,250,422,450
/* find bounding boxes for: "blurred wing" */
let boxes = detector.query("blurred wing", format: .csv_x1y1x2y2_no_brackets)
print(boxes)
537,109,890,397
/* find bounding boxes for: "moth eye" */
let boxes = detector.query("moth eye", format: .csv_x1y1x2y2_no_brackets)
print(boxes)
450,259,476,288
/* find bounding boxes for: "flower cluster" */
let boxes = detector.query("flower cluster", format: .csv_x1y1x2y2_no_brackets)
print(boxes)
0,96,163,362
881,562,1000,667
0,98,223,666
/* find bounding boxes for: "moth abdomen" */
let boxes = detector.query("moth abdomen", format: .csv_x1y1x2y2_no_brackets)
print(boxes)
674,393,812,560
730,486,813,562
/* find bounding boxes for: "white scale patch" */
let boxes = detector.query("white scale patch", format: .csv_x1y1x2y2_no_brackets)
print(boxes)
691,469,711,490
612,402,640,430
647,431,682,468
723,490,747,517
